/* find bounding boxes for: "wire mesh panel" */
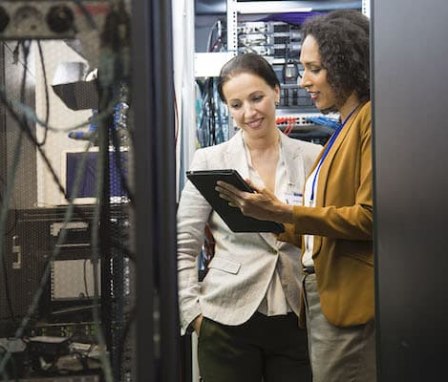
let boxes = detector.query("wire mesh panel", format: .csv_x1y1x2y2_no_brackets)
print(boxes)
0,1,135,381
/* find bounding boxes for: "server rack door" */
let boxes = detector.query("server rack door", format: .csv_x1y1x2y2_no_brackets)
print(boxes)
372,1,448,381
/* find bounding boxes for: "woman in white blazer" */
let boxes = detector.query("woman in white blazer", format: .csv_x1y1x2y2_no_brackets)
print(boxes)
177,53,321,382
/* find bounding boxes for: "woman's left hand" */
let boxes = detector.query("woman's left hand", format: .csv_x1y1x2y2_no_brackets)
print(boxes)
215,179,293,223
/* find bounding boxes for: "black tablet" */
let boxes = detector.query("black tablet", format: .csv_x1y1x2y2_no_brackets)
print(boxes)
186,169,284,233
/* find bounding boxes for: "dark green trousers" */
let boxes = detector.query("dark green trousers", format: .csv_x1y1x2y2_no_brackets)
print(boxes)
198,312,311,382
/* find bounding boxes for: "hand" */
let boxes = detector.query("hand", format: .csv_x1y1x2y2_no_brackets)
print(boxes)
215,179,294,224
193,315,203,336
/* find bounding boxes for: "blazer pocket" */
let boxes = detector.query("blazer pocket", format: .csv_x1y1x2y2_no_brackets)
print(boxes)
208,257,241,274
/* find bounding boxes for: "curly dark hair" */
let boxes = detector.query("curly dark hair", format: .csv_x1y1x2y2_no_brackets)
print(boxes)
301,10,370,104
217,53,280,103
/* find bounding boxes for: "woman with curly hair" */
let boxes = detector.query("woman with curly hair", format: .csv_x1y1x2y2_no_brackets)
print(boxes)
216,10,375,382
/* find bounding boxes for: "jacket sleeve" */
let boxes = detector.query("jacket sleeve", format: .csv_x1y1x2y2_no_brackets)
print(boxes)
291,106,373,241
277,223,302,248
177,149,212,334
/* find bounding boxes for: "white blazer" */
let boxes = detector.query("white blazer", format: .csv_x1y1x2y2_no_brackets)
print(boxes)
177,130,321,334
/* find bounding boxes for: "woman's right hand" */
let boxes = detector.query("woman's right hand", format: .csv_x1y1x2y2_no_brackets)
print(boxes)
193,315,204,336
216,179,294,224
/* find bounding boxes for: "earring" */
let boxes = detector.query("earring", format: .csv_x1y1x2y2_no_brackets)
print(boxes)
275,101,280,107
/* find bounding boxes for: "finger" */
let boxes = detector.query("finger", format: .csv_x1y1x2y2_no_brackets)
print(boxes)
218,192,237,205
216,181,240,194
217,190,241,208
215,185,225,194
215,185,239,198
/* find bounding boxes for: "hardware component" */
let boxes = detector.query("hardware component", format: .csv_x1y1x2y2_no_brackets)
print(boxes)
0,1,109,40
0,6,10,32
46,4,74,34
0,1,112,68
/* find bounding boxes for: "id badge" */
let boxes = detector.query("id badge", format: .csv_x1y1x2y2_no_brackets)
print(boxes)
284,192,303,206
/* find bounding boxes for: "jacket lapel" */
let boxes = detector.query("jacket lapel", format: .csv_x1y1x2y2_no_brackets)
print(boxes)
316,108,360,207
280,132,305,194
258,133,304,248
223,131,250,179
224,131,278,249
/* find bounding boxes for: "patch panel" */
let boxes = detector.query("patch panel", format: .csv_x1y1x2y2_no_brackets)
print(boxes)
276,113,334,144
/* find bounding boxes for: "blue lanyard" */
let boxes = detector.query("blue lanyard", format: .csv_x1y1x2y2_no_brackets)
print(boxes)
310,106,359,201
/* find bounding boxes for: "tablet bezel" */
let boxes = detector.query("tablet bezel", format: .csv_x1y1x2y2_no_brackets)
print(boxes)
186,169,284,233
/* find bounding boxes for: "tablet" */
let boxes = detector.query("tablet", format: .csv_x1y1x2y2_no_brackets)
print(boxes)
186,169,284,233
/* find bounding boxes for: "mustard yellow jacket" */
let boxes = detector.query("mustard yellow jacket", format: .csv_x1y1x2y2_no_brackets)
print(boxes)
279,101,373,328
